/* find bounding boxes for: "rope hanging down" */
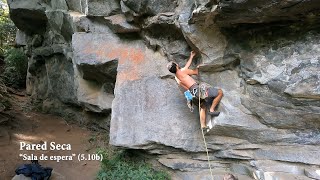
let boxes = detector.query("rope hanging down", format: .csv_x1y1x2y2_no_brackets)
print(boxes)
192,0,215,178
198,71,214,180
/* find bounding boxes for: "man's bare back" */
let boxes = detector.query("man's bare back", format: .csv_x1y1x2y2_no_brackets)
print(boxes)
175,69,197,90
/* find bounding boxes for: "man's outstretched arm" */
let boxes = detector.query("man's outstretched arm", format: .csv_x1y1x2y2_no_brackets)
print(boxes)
183,51,196,69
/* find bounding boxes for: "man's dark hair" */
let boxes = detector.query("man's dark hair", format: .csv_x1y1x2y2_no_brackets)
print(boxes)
223,173,238,180
167,61,177,73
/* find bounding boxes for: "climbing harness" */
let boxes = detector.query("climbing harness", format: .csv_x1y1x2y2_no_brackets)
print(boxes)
199,82,210,99
198,68,215,180
185,82,210,112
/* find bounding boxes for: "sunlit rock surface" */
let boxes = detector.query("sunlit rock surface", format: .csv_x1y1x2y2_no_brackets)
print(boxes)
8,0,320,179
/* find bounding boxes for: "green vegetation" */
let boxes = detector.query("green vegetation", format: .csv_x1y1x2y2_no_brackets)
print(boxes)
0,0,25,89
0,0,16,56
96,149,170,180
2,48,28,88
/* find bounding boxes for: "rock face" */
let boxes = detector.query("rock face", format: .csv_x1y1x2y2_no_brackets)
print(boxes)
7,0,320,179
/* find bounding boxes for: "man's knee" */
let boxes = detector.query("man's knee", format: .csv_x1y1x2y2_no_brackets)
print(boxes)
218,89,223,96
200,103,206,109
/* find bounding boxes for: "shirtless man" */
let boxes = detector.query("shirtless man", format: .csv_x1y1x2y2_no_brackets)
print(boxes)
167,51,223,130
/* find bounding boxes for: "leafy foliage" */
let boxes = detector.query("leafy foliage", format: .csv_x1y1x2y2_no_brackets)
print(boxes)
97,149,170,180
0,0,17,56
3,48,28,88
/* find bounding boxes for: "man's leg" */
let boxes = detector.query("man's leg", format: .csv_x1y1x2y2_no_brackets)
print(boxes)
200,105,207,128
209,89,223,113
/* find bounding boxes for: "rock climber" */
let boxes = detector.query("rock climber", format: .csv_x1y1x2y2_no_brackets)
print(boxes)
224,173,238,180
167,51,223,131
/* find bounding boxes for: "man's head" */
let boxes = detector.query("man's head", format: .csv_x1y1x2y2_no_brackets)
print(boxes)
223,173,238,180
167,61,178,73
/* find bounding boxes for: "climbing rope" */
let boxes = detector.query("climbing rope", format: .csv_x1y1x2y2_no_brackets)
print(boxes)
198,71,215,180
191,1,215,178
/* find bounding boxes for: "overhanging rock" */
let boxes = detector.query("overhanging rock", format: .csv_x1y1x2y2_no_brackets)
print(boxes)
72,33,117,113
192,0,320,26
7,0,48,34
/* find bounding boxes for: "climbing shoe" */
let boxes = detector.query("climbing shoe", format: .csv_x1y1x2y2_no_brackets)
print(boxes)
208,111,220,116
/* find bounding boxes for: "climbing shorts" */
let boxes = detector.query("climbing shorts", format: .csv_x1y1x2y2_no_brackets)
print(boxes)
189,82,219,107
